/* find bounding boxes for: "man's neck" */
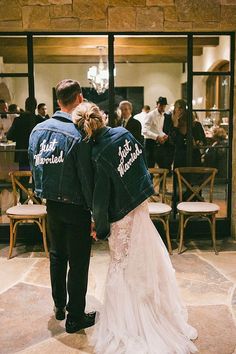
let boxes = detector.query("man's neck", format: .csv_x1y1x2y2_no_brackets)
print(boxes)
60,107,73,114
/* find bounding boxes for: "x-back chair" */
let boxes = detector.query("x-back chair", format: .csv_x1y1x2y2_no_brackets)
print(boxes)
6,171,48,259
174,167,219,255
148,168,172,255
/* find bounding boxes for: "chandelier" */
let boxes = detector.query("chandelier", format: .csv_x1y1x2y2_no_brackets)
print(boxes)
87,46,113,95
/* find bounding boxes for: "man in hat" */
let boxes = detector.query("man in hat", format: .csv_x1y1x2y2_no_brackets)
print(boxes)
143,96,174,170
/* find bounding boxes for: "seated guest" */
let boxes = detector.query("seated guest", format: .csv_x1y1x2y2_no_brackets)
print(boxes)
36,102,49,123
119,100,143,144
204,127,228,179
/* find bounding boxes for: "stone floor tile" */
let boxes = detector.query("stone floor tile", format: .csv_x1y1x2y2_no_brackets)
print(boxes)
171,254,233,305
0,258,37,294
24,258,50,287
17,332,93,354
189,305,236,354
199,253,236,283
0,282,63,354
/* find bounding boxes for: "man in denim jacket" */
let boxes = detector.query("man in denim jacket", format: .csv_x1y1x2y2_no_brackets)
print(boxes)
28,80,95,333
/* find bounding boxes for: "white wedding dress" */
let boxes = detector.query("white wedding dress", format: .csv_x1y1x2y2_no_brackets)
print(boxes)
91,201,198,354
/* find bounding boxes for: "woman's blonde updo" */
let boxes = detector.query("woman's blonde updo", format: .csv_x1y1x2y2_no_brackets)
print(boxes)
72,101,105,139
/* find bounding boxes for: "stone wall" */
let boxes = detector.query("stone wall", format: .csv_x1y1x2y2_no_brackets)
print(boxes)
0,0,235,32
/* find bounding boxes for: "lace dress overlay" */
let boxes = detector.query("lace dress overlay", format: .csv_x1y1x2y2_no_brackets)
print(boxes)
91,201,198,354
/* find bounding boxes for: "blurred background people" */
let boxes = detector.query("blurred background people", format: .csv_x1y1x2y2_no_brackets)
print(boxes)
134,104,150,133
0,99,8,118
143,96,174,170
119,100,143,144
203,127,228,179
36,102,49,123
7,97,38,172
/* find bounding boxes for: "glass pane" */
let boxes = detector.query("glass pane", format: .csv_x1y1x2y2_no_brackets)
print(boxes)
193,74,230,111
0,36,28,73
202,145,229,218
114,35,187,113
193,109,229,143
33,35,108,116
193,35,231,72
114,35,187,204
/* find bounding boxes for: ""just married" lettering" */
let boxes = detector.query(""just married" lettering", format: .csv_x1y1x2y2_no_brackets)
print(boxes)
117,139,142,177
34,138,64,166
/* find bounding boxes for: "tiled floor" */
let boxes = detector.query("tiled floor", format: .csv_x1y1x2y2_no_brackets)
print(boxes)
1,239,236,354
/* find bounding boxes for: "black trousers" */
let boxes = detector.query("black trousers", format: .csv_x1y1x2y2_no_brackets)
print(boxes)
145,139,174,170
46,200,92,321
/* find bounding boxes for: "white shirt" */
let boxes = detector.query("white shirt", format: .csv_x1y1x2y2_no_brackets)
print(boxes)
143,109,166,140
133,111,148,133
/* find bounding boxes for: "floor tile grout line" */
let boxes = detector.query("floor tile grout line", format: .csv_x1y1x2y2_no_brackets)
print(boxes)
197,253,236,284
21,280,50,289
229,284,236,326
0,258,40,295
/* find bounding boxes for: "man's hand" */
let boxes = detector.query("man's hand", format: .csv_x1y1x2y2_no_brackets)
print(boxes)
156,135,168,144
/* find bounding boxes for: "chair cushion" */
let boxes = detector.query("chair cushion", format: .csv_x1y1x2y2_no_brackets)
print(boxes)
6,204,47,216
148,202,172,215
177,202,219,213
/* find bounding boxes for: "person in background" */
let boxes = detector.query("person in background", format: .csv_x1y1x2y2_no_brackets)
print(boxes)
1,104,20,135
143,96,174,170
171,99,206,169
7,97,38,171
28,79,95,334
134,105,150,133
171,99,206,208
119,100,143,144
0,100,8,137
0,99,8,118
204,127,228,179
36,103,49,123
9,104,20,114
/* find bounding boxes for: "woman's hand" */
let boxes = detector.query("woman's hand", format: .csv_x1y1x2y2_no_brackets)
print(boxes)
91,222,98,241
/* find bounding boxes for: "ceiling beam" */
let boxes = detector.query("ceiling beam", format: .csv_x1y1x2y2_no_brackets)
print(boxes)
0,36,219,48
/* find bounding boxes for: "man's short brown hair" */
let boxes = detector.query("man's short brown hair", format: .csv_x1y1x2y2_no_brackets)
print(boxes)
55,79,82,106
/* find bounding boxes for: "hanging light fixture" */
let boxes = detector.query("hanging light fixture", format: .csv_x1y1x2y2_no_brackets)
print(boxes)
87,46,115,95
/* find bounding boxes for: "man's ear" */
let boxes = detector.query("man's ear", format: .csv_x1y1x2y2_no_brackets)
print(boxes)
78,93,83,104
57,99,62,108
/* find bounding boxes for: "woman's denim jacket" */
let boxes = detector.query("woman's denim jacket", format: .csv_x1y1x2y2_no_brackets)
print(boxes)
28,111,93,210
92,126,154,239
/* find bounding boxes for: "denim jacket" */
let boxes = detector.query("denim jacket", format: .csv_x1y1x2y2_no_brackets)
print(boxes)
28,111,93,209
92,126,154,239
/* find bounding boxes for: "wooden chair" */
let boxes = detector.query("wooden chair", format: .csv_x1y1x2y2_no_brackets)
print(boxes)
174,167,219,255
148,168,172,255
6,171,48,259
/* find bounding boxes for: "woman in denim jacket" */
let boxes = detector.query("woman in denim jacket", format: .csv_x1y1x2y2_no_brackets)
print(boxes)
73,102,198,354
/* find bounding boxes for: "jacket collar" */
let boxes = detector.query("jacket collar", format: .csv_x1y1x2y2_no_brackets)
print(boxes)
52,110,73,122
93,126,111,142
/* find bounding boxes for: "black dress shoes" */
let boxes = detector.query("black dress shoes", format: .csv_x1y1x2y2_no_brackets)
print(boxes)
54,307,66,321
65,312,96,333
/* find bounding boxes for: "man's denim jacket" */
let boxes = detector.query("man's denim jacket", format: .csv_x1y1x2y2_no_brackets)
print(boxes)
28,111,93,210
